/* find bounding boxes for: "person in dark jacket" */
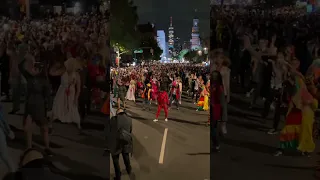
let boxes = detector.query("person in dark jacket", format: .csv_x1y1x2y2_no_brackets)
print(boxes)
159,72,170,93
107,108,134,180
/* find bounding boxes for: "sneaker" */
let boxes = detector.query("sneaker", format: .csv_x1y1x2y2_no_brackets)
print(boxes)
273,151,283,156
165,118,168,122
153,119,158,122
44,148,54,157
270,103,275,110
302,152,311,157
221,122,227,134
267,129,278,135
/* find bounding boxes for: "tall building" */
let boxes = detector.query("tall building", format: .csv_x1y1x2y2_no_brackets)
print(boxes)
168,17,174,48
157,30,167,62
174,37,182,54
190,14,201,50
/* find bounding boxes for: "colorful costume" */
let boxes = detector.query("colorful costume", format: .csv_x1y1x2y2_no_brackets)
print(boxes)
142,84,152,110
305,59,320,139
279,76,316,152
197,85,209,111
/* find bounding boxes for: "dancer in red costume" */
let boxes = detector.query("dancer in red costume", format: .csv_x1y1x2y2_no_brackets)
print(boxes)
153,89,169,122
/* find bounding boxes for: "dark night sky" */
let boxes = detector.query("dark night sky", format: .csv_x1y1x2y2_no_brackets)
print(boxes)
133,0,210,43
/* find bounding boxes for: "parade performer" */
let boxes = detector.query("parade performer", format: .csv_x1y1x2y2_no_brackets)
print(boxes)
125,77,136,102
197,84,209,111
136,77,144,98
153,88,169,122
169,80,180,109
275,59,317,156
151,77,159,104
142,83,152,110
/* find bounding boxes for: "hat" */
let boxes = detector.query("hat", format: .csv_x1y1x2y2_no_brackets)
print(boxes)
20,148,44,167
147,83,151,87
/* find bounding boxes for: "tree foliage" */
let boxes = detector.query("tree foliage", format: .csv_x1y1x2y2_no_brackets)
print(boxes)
110,0,139,54
183,51,207,63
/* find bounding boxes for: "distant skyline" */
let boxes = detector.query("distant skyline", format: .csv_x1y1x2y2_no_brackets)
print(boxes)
133,0,210,43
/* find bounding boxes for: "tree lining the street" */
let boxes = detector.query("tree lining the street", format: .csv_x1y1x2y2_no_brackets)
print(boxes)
110,0,139,56
139,31,163,61
183,50,207,63
111,0,162,62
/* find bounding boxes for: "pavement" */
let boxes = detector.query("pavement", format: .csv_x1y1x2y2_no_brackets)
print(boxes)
0,101,109,180
110,93,210,180
1,86,319,180
212,85,320,180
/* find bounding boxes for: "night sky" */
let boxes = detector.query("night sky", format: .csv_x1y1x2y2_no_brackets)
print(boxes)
133,0,210,43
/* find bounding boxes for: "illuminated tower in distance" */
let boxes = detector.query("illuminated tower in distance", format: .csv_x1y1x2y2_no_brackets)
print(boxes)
168,17,174,48
190,9,201,50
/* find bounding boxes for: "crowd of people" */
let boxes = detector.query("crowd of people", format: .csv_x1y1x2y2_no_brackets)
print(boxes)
108,63,210,179
0,13,109,178
110,64,210,121
210,5,320,158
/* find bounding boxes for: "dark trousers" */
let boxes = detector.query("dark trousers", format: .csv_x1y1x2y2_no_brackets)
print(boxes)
211,119,220,149
112,153,131,179
192,89,199,102
78,88,91,121
1,73,9,97
262,88,282,130
239,68,250,88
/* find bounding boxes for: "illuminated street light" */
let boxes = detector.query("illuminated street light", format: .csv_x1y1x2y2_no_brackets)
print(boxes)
203,47,208,54
198,50,202,56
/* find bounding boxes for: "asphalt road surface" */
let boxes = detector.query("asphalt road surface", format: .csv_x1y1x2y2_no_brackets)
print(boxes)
111,93,210,180
0,101,109,180
1,88,319,180
212,91,320,180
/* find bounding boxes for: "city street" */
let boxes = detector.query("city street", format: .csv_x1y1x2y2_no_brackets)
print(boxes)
111,93,210,180
0,102,109,180
1,88,319,180
212,89,320,180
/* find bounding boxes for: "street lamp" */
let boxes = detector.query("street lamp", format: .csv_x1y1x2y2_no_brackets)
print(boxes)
203,47,208,54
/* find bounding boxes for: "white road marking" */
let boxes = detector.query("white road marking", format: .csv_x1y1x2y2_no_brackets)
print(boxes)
159,128,168,164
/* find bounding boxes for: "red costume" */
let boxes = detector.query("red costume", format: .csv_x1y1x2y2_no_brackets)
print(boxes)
170,81,180,100
156,91,169,119
88,62,105,105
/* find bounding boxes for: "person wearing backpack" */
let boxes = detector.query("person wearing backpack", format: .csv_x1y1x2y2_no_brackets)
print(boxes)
107,108,134,180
